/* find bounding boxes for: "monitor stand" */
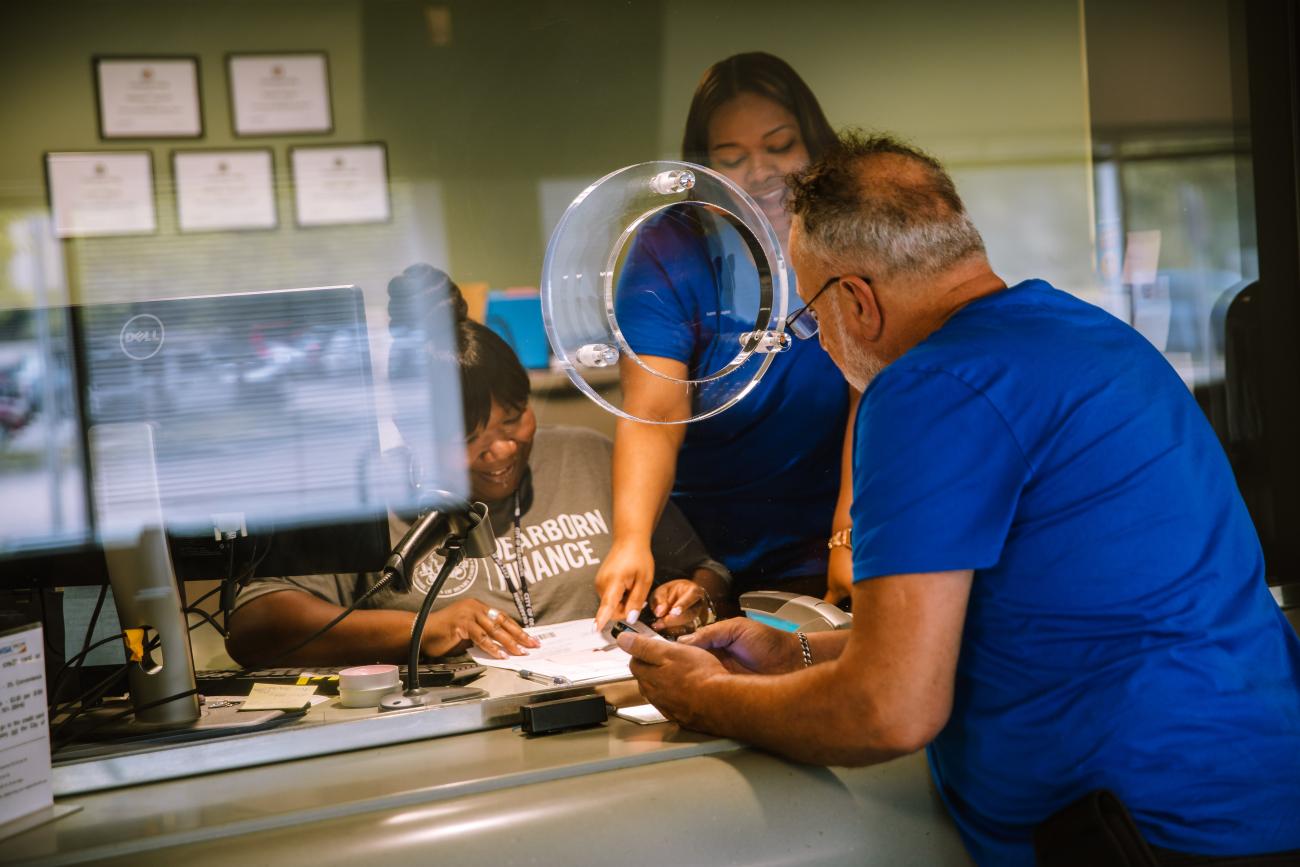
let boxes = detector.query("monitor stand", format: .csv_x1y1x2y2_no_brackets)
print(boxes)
56,699,290,742
90,424,202,730
51,702,304,767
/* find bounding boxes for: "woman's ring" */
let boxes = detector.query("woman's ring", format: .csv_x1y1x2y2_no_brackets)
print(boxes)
486,608,501,621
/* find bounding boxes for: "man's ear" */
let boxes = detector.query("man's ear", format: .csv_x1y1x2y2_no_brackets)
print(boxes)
842,276,883,342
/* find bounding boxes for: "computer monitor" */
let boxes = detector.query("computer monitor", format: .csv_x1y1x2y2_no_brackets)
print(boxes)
0,284,466,588
0,284,466,732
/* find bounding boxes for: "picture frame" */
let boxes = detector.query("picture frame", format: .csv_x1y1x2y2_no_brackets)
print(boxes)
45,151,158,238
289,142,391,227
227,52,333,137
93,55,203,139
172,148,279,233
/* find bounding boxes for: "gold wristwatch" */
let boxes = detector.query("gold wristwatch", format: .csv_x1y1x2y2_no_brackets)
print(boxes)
827,527,853,550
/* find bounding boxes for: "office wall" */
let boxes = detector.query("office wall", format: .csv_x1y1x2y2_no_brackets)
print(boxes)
0,1,393,307
0,1,666,308
358,0,664,289
0,0,1104,306
0,1,1105,301
657,0,1097,294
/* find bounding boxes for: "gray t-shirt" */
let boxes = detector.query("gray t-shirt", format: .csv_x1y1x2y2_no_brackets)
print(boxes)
235,425,728,624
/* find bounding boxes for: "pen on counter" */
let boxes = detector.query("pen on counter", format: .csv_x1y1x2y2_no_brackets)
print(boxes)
518,669,569,686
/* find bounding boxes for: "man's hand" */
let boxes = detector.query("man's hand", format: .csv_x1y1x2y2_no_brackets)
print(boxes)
616,630,729,729
422,599,540,659
594,542,656,631
677,617,804,675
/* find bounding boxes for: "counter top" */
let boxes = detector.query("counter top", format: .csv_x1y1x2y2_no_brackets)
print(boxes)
13,670,973,865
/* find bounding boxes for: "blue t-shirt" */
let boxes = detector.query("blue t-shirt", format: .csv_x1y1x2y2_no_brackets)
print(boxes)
851,280,1300,865
616,208,848,585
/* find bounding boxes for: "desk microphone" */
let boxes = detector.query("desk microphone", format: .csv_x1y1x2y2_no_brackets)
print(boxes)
382,509,451,594
380,499,495,711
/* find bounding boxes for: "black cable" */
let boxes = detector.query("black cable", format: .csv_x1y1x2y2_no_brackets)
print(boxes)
82,582,108,657
51,521,407,745
182,605,226,638
182,580,229,636
67,582,107,681
49,610,213,729
49,661,130,732
51,573,345,751
36,588,60,656
219,536,238,630
48,630,130,703
47,582,110,707
187,582,223,610
205,570,396,684
52,684,200,753
49,580,226,712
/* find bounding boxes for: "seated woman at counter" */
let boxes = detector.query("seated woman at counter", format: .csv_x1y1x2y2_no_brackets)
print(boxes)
226,264,728,667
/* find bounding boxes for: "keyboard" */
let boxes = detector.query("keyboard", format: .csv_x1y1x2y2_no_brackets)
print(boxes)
194,662,485,697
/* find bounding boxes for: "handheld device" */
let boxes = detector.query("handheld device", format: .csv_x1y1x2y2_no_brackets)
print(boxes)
739,591,852,633
605,619,668,643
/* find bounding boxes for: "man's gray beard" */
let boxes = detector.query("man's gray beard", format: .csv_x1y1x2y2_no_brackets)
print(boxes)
840,341,885,391
822,312,886,390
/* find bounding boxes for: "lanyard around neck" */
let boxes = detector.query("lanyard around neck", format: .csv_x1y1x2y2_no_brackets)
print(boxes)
489,491,533,627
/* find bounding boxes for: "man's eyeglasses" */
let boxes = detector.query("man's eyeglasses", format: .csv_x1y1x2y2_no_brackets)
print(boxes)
785,275,871,339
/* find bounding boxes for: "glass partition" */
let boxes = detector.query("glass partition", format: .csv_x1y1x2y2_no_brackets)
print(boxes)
0,0,1291,685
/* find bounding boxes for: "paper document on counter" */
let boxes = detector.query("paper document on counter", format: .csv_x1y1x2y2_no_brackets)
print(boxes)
469,618,631,683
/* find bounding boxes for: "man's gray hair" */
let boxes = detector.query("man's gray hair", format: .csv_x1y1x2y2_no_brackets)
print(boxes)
786,130,985,279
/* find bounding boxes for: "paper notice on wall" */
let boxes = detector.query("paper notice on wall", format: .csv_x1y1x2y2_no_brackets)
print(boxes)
0,624,53,836
1122,230,1161,286
1131,275,1173,352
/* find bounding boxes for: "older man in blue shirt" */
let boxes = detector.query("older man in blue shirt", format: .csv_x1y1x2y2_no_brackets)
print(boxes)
618,131,1300,866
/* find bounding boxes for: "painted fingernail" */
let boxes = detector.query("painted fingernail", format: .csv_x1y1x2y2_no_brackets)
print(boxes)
654,605,666,617
670,606,683,617
626,609,639,624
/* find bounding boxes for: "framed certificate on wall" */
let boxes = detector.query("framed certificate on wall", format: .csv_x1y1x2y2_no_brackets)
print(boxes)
94,56,203,139
173,149,278,233
45,151,158,238
290,143,390,227
228,52,333,136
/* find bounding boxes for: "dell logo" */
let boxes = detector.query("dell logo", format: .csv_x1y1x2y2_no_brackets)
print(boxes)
120,314,165,360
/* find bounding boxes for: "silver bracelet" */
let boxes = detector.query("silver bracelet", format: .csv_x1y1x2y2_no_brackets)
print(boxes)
796,631,813,668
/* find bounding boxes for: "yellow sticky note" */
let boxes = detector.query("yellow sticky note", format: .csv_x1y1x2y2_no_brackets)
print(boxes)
122,629,145,663
241,682,318,711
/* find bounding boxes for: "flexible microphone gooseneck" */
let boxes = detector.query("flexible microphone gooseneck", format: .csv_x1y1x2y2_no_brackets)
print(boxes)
379,500,497,711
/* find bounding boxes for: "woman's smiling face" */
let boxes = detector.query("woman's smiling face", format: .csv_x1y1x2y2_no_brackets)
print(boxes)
465,400,536,503
707,91,811,244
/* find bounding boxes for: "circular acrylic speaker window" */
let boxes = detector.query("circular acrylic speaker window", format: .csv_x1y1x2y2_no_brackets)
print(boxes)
541,161,790,424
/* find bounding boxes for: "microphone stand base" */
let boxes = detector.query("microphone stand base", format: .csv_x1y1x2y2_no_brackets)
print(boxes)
378,686,487,712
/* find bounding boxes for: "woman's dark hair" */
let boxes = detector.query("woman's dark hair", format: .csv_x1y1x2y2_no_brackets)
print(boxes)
386,263,530,435
680,52,837,166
